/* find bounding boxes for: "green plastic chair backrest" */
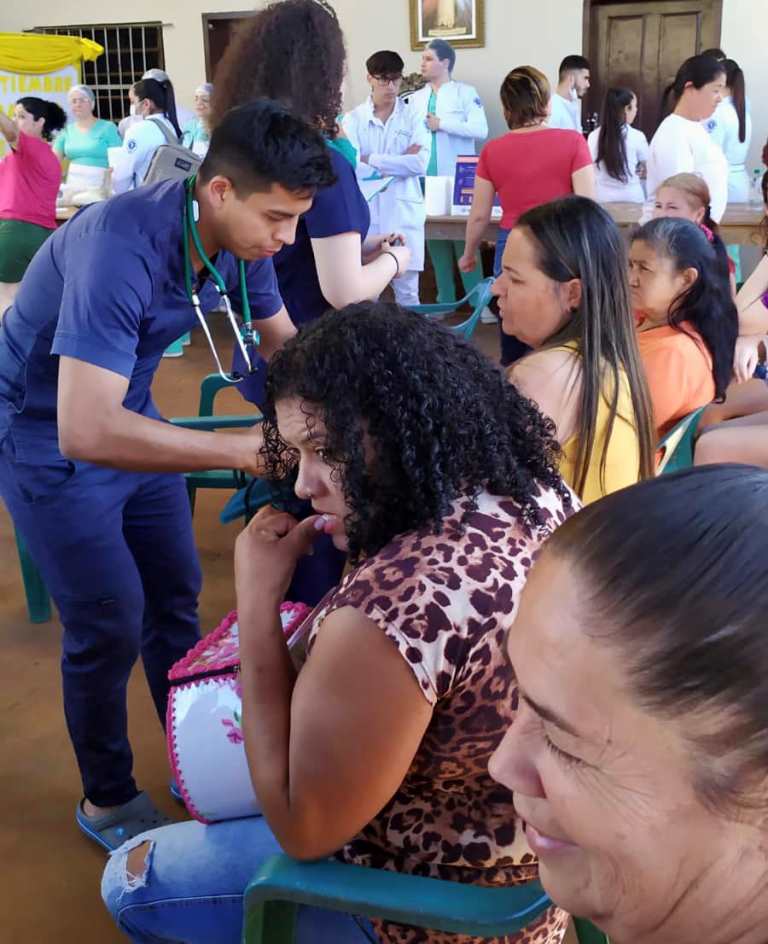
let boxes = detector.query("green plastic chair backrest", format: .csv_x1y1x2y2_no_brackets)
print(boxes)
656,407,705,475
242,855,608,943
456,277,495,340
198,373,233,417
243,856,551,941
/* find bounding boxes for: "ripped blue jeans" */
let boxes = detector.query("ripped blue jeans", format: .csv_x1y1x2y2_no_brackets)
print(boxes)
102,816,376,943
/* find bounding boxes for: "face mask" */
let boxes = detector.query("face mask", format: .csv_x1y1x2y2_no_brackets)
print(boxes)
129,102,141,117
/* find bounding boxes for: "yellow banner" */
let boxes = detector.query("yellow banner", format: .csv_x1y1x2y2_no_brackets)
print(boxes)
0,33,104,157
0,32,103,74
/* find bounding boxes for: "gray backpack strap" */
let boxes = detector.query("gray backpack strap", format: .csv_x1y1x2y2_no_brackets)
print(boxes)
148,116,180,145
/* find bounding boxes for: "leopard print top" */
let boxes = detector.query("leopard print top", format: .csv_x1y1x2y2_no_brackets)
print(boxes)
307,486,574,944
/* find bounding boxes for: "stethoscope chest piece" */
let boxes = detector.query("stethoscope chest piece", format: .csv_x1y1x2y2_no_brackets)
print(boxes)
183,176,261,383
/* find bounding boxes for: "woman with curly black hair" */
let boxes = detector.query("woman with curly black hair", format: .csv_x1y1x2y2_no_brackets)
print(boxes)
213,0,410,406
103,304,572,944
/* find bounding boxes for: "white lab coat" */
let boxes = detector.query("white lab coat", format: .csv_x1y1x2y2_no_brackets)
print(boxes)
642,113,728,223
111,115,177,193
343,97,430,271
704,96,753,203
403,81,488,177
549,93,582,132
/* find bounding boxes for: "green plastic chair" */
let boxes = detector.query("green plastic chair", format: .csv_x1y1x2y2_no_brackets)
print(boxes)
411,277,495,341
656,407,705,475
242,855,608,943
15,527,51,624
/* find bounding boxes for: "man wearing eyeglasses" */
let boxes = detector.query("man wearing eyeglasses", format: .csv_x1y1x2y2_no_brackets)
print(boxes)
342,51,430,307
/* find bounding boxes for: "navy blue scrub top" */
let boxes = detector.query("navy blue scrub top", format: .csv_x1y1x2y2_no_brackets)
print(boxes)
235,146,370,405
0,179,283,458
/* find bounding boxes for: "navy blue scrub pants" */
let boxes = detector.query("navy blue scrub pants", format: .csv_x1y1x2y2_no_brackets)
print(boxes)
0,435,201,807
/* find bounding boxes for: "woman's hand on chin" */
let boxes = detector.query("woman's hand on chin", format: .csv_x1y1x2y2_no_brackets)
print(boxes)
234,505,336,608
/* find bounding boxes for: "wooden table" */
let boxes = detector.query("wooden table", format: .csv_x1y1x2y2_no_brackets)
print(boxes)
426,202,765,247
55,205,79,224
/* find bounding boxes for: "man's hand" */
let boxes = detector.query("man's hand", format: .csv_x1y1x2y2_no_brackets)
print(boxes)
426,113,441,132
404,143,422,155
237,424,268,478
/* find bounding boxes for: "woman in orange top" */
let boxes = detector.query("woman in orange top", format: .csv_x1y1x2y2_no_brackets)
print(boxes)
629,217,737,438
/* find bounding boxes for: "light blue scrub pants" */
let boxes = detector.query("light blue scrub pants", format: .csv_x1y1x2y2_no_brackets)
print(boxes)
102,816,376,943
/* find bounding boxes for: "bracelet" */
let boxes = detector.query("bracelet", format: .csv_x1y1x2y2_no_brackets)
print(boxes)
382,249,400,278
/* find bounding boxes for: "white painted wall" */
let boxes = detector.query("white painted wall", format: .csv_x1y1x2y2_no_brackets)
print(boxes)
2,0,765,171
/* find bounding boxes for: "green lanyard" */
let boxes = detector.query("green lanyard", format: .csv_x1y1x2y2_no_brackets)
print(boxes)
182,176,260,382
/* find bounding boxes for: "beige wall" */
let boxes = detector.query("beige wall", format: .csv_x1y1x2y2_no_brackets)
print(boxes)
2,0,765,171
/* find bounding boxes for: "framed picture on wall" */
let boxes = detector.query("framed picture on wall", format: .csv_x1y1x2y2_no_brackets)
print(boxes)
409,0,485,49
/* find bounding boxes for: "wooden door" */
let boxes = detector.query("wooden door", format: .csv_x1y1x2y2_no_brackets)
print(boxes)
202,11,255,83
585,0,723,141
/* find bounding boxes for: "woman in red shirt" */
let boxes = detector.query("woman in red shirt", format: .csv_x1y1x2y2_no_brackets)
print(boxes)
460,65,595,364
0,97,66,315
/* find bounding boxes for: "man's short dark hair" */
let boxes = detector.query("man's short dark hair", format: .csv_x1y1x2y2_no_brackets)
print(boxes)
558,54,590,79
199,98,336,196
366,50,404,77
428,39,456,72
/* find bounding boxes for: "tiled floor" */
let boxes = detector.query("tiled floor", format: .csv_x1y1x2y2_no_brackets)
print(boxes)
1,312,517,943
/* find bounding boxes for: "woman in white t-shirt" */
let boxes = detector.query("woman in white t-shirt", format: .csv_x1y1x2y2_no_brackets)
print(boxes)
588,87,649,202
643,54,728,222
704,58,752,203
112,78,183,193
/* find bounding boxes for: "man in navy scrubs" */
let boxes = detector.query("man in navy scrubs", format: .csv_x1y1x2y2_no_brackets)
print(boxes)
0,100,335,849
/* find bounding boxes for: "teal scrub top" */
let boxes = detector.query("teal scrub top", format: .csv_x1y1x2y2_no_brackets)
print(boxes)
426,90,439,177
181,117,210,152
53,118,122,168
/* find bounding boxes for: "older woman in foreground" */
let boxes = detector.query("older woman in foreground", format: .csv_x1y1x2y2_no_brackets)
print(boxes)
490,464,768,944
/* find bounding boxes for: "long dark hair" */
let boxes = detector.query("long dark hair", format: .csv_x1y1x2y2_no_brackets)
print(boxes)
596,87,635,183
660,54,725,122
131,77,182,138
633,218,737,402
544,464,768,811
211,0,346,138
262,303,570,562
722,58,747,142
517,197,656,497
17,97,66,141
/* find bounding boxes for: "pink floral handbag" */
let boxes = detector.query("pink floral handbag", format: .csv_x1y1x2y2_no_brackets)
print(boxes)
166,603,312,823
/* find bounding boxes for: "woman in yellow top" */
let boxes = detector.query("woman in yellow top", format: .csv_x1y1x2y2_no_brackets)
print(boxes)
492,196,655,503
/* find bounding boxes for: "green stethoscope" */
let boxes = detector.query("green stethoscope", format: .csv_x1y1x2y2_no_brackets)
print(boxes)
182,176,261,383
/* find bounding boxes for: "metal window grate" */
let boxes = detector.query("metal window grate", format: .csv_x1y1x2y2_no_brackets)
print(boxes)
28,22,165,122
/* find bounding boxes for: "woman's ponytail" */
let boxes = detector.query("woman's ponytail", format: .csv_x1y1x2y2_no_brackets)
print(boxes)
724,60,747,143
16,97,67,141
158,79,183,140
